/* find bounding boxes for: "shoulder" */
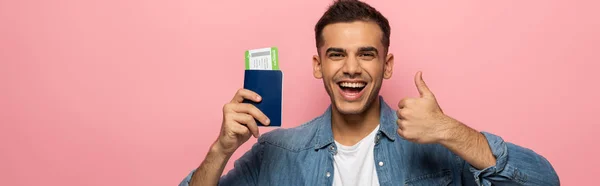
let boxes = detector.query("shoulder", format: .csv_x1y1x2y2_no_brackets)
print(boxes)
257,114,327,152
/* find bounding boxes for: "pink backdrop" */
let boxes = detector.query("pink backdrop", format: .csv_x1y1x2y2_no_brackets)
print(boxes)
1,0,598,185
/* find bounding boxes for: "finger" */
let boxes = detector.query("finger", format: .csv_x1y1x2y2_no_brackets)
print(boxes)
230,123,252,139
414,71,433,98
396,119,406,131
231,103,270,126
398,98,406,109
396,109,405,120
398,98,413,109
396,128,406,138
397,108,412,120
397,119,409,130
231,113,260,138
231,89,262,103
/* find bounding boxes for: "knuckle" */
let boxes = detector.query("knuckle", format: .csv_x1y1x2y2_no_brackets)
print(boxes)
396,119,408,127
245,106,257,116
400,109,410,116
246,104,257,112
245,114,255,123
223,103,231,112
236,88,245,95
238,126,249,134
241,103,254,112
400,98,408,104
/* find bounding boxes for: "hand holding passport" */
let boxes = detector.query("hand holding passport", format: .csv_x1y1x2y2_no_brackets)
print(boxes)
243,47,283,127
215,47,282,154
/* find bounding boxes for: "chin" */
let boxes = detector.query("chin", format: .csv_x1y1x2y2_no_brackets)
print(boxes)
333,97,369,115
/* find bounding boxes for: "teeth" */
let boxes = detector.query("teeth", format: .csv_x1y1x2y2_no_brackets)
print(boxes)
339,82,366,88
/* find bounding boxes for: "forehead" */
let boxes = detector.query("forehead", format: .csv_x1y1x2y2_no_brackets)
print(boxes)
320,21,384,52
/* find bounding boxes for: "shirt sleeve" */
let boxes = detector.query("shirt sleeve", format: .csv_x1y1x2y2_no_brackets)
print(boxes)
466,132,560,186
178,142,264,186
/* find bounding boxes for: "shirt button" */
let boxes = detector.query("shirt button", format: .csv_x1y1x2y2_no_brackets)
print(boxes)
326,172,331,177
378,161,384,166
329,146,335,150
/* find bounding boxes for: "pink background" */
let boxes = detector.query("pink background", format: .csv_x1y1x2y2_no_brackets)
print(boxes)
1,0,598,185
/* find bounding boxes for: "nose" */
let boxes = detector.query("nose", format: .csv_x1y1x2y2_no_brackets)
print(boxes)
341,56,362,77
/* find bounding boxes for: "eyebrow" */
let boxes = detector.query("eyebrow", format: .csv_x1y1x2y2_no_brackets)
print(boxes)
325,47,345,54
358,46,378,55
324,47,379,55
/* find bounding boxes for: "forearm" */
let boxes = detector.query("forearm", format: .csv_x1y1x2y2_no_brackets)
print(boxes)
189,142,232,186
439,119,496,170
439,120,559,185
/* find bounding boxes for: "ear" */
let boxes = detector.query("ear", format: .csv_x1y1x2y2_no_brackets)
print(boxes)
313,55,323,79
383,53,394,79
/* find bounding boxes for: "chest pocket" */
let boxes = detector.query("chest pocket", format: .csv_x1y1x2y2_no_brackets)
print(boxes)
404,169,452,186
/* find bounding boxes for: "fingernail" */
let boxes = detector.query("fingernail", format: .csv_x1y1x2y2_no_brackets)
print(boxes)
256,95,262,101
265,119,270,125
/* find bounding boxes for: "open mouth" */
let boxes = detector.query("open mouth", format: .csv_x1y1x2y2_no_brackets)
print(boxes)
337,81,367,101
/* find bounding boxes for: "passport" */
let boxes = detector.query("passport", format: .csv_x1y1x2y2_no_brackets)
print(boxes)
243,47,283,127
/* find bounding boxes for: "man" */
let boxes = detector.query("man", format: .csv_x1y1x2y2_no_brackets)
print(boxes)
180,0,559,185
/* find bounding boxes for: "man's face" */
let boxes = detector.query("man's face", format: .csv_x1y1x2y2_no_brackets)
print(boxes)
313,21,394,115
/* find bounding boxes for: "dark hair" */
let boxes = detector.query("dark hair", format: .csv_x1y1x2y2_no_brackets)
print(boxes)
314,0,391,53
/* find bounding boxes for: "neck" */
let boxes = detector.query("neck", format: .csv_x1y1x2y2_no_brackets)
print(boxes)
331,98,381,146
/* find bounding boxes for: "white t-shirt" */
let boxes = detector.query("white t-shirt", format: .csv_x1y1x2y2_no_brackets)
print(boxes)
332,125,380,186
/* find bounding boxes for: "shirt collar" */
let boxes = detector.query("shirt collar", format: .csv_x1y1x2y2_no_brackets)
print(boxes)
314,96,397,150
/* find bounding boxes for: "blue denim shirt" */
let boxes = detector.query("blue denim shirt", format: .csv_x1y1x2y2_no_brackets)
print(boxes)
180,97,559,186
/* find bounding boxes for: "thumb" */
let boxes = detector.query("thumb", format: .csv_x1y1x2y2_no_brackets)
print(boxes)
414,71,433,97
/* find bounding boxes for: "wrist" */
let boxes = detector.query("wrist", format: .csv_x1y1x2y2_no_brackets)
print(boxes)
210,140,235,157
436,116,464,145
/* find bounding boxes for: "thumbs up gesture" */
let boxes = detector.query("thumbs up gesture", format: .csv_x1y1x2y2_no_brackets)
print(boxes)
396,71,459,144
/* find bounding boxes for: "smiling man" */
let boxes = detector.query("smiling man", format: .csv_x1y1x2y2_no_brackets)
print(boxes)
180,0,559,185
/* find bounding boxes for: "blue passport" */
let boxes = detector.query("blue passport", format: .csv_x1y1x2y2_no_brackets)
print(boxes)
243,70,283,127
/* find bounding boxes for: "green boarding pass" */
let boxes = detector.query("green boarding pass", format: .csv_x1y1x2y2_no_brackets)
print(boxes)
245,47,279,70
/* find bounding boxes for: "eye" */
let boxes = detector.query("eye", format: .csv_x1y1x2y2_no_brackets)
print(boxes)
328,53,345,60
359,53,375,60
